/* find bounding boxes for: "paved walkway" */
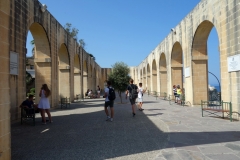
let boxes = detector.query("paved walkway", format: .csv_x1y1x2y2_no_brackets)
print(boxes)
12,94,240,160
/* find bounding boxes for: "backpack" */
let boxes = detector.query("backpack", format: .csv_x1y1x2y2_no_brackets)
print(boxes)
129,84,138,99
108,87,116,101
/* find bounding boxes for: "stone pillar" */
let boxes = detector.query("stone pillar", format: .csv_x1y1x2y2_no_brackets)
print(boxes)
0,1,11,159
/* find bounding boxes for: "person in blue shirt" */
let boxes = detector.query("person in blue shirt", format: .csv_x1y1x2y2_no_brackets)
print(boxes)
21,95,34,109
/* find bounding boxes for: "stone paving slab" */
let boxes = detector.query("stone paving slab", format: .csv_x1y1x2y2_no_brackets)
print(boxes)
11,94,240,160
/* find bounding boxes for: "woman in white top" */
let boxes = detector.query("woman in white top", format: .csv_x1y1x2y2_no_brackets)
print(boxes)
38,84,52,124
137,83,147,111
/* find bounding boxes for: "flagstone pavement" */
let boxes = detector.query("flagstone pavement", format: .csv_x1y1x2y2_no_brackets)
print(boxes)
12,94,240,160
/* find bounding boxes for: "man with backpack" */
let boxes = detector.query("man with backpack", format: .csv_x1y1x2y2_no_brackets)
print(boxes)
104,81,115,122
126,78,138,117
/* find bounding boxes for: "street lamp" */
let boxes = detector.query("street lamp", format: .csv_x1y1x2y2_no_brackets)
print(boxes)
208,71,221,101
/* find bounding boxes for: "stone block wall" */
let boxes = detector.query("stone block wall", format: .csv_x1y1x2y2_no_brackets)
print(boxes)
132,0,240,112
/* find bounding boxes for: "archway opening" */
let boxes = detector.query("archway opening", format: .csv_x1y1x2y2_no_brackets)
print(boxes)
143,67,146,88
171,42,183,92
89,64,93,91
147,64,151,90
159,53,167,94
208,27,220,102
192,20,220,104
58,44,70,99
136,69,138,85
101,69,105,90
83,60,88,95
26,23,51,107
140,69,143,85
152,60,157,91
74,54,81,97
93,68,96,92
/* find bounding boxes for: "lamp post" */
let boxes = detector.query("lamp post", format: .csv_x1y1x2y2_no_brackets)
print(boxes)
208,71,221,101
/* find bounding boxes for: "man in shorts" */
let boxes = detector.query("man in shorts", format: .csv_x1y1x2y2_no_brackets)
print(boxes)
126,78,138,117
104,81,114,122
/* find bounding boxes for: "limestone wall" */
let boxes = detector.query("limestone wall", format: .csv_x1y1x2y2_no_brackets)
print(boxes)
0,1,108,159
132,0,240,112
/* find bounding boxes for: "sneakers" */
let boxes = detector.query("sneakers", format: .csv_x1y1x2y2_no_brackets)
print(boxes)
106,116,113,122
106,116,111,121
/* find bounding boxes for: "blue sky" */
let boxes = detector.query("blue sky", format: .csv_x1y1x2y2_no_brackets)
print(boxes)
27,0,220,86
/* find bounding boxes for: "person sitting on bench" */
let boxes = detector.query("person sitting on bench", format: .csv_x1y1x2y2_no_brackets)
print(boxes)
85,89,90,97
88,90,97,98
20,95,38,113
20,95,47,122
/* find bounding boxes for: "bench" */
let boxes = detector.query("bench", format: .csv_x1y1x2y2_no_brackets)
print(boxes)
168,94,175,105
160,92,167,100
75,94,84,102
201,100,232,122
61,97,70,109
21,107,35,126
151,91,159,100
147,91,161,100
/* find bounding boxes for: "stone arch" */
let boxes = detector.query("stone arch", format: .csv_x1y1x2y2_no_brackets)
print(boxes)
191,20,220,104
58,43,70,99
159,53,167,95
29,23,51,103
143,67,146,87
74,54,81,97
147,63,151,90
101,69,105,89
152,59,157,91
133,69,136,81
171,42,183,92
83,60,88,94
136,69,138,84
93,68,97,91
89,64,93,90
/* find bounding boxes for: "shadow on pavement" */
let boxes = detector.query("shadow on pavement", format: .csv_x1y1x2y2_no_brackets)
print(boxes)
11,94,240,160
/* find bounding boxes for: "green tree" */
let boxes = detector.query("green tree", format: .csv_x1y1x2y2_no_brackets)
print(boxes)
26,71,32,85
79,39,86,49
64,23,79,40
108,62,131,103
26,58,30,66
30,39,35,57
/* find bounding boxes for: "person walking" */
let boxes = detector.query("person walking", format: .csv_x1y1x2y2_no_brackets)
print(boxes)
38,84,52,124
126,78,138,117
137,83,147,111
97,85,101,98
173,85,177,103
104,81,114,122
176,85,182,104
